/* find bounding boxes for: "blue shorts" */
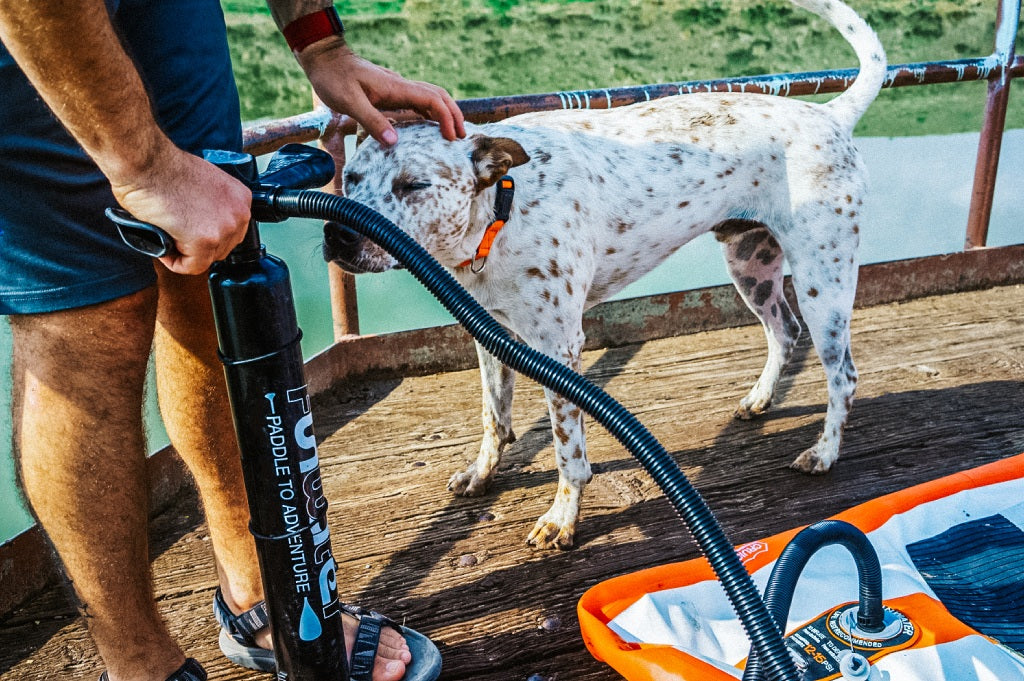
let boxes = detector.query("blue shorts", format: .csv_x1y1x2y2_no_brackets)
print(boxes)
0,0,242,314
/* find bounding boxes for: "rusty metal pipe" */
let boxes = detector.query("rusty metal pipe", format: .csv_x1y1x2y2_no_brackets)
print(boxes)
966,0,1020,249
243,55,1024,151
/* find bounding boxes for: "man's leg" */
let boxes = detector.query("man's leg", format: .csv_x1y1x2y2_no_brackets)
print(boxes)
11,287,187,681
152,266,412,679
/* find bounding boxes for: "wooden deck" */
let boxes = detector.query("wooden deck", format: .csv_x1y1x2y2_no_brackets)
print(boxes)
2,283,1023,681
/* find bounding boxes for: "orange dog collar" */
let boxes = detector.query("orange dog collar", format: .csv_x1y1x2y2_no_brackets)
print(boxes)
459,176,515,272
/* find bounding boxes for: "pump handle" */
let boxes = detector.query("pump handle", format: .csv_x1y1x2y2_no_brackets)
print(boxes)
259,143,336,191
106,207,175,257
107,145,336,257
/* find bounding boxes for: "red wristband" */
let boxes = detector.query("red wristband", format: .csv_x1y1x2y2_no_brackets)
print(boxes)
282,7,345,53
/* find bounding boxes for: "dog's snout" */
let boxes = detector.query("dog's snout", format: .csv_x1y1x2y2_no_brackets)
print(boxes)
322,220,396,273
324,221,362,246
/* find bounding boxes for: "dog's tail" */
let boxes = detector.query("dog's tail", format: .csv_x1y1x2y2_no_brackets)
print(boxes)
790,0,887,131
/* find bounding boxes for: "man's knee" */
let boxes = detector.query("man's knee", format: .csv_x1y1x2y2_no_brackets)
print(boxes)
9,286,159,390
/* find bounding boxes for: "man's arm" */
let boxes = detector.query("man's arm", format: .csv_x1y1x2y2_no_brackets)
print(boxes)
265,1,465,145
0,0,251,274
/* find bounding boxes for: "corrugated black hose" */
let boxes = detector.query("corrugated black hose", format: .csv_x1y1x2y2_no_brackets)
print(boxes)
272,188,802,681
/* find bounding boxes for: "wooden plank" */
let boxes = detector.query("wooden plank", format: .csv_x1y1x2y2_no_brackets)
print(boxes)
2,284,1023,680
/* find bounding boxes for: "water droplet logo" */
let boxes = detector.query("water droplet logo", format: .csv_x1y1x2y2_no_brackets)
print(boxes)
299,597,323,641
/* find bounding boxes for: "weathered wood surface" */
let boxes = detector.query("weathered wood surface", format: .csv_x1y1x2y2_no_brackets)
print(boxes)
2,284,1023,680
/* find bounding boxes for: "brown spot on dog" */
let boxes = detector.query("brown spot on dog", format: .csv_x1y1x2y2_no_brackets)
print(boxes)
527,267,546,279
565,281,574,296
678,200,690,208
605,246,617,255
808,287,819,298
548,259,561,278
734,231,765,261
756,248,775,265
753,280,774,306
712,218,763,242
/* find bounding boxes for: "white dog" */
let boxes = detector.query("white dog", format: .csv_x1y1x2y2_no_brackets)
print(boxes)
325,0,886,549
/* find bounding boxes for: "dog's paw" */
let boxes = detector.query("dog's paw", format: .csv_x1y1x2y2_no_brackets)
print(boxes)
447,467,492,497
526,519,575,550
734,402,770,420
789,447,834,475
735,393,772,420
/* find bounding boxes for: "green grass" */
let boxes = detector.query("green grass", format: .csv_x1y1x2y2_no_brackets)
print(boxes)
226,0,1023,135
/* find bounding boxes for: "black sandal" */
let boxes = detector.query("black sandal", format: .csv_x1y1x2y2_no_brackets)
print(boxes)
99,657,205,681
340,603,442,681
213,588,442,680
212,587,276,672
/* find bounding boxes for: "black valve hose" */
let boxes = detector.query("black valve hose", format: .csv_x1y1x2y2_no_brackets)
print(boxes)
741,519,885,681
272,189,800,681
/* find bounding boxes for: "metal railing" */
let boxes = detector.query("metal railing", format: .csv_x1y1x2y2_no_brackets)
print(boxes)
240,0,1021,339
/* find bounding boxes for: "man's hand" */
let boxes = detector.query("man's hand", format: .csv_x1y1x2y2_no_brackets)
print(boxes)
297,37,466,146
110,146,252,275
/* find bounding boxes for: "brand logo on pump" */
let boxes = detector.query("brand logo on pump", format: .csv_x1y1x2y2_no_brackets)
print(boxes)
263,386,340,642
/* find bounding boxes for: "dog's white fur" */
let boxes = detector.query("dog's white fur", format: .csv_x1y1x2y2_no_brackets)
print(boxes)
325,0,886,549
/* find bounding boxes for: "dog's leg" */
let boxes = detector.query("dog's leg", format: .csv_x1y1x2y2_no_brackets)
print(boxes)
449,341,517,496
720,227,802,419
786,222,859,474
526,336,592,550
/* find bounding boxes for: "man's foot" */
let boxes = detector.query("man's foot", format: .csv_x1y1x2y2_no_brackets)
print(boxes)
214,589,437,681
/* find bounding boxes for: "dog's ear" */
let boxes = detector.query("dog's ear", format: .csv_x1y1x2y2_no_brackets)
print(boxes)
470,136,530,189
355,124,370,147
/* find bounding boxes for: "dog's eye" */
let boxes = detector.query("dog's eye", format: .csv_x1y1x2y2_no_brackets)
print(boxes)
398,181,432,192
392,176,433,197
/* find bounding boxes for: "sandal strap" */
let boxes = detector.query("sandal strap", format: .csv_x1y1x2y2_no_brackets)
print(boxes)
99,658,206,681
212,588,269,642
346,609,384,681
170,659,207,681
340,602,404,633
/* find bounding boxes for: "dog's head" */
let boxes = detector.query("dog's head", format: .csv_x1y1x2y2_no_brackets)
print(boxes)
323,121,529,273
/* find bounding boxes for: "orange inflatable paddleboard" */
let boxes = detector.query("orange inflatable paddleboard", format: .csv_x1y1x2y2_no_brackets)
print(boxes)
579,453,1024,680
